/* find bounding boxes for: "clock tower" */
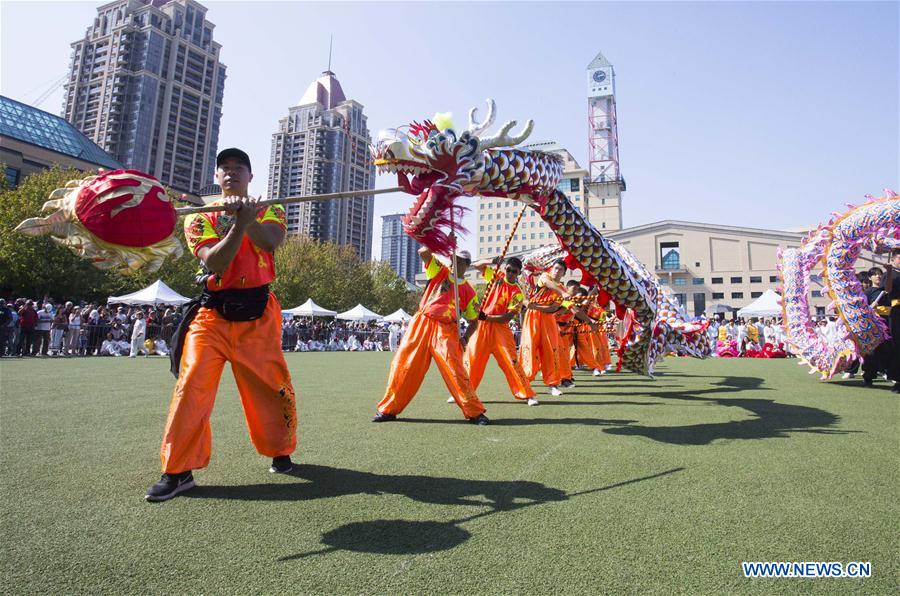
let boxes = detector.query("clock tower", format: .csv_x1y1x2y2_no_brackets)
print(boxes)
586,50,624,232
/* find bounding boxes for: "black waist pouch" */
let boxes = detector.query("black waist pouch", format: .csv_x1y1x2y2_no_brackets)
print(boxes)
169,285,270,377
200,284,270,322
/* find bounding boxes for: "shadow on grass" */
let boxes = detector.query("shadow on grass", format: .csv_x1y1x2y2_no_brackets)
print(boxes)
276,467,684,559
399,417,638,427
185,463,570,509
603,376,847,445
481,400,661,407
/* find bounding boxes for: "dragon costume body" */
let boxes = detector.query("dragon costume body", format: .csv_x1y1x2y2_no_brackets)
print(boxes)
373,100,711,375
778,192,900,378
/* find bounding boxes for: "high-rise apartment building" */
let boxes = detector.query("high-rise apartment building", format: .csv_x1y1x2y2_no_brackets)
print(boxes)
267,70,375,260
476,141,588,259
381,214,422,284
63,0,225,195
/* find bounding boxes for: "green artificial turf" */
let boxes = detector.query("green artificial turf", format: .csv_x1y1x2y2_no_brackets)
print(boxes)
1,353,896,594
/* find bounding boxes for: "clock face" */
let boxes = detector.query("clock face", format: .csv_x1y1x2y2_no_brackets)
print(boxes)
592,70,607,83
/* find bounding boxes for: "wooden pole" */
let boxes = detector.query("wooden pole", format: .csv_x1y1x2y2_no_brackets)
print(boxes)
174,187,402,215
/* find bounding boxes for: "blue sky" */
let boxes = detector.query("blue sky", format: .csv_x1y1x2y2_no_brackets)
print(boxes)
2,1,898,258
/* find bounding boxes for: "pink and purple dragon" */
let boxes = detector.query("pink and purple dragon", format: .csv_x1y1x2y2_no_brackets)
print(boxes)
778,191,900,379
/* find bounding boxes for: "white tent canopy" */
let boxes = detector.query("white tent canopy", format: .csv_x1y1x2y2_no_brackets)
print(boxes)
336,304,383,322
737,289,783,318
107,280,191,306
383,308,412,322
283,298,337,317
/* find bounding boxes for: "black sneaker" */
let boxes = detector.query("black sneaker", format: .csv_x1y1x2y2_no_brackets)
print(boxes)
145,471,195,502
372,411,397,422
862,377,874,387
560,379,576,388
270,455,293,474
469,414,490,426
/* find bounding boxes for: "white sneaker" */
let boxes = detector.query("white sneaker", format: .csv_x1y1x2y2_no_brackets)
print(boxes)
882,374,889,381
593,369,602,376
549,386,562,397
527,397,539,406
447,396,455,403
841,372,851,380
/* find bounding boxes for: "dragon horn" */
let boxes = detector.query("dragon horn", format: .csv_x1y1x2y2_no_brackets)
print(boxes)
467,98,496,137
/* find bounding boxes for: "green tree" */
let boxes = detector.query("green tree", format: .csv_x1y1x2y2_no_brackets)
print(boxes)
368,260,421,315
272,236,374,311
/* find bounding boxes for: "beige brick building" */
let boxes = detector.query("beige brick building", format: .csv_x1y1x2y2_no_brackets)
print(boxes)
477,141,621,259
606,221,834,317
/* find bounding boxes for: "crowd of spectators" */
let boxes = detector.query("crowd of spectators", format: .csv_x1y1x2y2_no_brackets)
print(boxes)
281,319,407,352
0,298,180,358
0,296,416,358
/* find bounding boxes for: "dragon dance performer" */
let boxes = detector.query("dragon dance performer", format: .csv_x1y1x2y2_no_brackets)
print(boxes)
570,288,606,375
585,293,613,373
519,259,568,396
374,246,490,425
146,148,297,502
464,256,539,406
555,280,582,388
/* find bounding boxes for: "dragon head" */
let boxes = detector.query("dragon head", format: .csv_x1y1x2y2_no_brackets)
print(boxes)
372,100,533,255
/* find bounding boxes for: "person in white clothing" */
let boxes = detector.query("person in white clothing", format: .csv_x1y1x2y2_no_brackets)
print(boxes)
388,323,401,351
130,311,147,357
100,333,123,356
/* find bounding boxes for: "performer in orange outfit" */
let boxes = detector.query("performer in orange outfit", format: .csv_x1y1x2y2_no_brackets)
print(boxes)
464,256,539,406
588,294,613,374
146,148,297,502
555,287,577,388
519,259,568,396
374,246,490,425
569,288,608,375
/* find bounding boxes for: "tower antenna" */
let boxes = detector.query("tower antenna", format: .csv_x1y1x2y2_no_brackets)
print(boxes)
327,34,333,72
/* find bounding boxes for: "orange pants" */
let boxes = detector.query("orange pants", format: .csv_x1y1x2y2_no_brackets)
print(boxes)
558,331,574,380
572,331,602,369
378,313,486,418
593,331,611,367
519,309,561,386
161,294,297,473
465,320,535,400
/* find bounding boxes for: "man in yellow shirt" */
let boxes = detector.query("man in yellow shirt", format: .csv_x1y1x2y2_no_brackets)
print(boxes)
375,247,489,424
146,148,297,502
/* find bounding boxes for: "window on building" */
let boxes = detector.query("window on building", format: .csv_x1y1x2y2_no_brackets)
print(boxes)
812,290,822,297
479,225,484,232
660,242,680,270
731,292,744,299
695,262,700,267
769,275,778,282
4,166,20,187
505,223,510,230
730,277,742,284
750,276,762,283
602,222,606,229
751,292,762,298
659,278,669,285
711,277,723,284
673,278,687,286
712,292,725,299
570,178,580,192
692,278,704,285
